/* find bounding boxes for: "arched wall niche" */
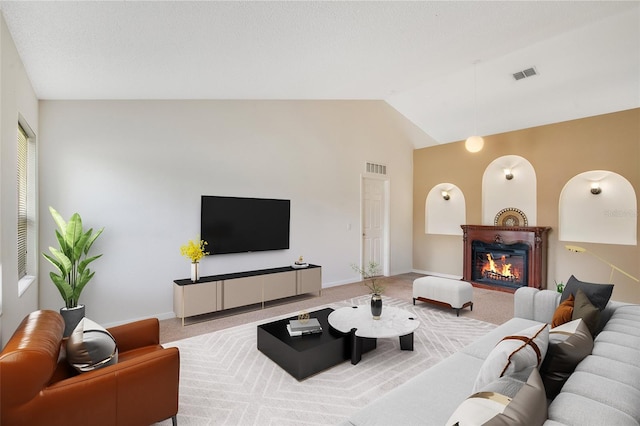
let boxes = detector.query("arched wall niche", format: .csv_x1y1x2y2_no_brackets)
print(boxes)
559,171,637,245
482,155,537,225
426,183,465,236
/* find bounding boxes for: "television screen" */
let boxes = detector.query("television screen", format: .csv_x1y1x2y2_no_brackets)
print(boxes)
201,196,290,255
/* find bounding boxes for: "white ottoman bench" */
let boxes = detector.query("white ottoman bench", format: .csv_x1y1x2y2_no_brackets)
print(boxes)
412,276,473,316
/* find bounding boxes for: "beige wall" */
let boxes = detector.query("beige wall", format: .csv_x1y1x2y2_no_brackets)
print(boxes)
414,108,640,303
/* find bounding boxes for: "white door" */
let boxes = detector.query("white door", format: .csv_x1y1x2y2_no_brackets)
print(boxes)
362,178,386,274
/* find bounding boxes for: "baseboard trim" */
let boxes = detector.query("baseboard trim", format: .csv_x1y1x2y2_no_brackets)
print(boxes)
322,278,359,288
104,311,176,328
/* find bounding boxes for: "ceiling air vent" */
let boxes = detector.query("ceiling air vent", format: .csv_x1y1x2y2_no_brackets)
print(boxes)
512,67,538,81
366,162,387,175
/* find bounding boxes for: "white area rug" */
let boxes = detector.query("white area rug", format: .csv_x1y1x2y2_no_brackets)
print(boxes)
155,295,496,426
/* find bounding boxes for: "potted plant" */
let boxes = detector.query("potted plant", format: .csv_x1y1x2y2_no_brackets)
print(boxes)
42,207,104,336
352,261,385,319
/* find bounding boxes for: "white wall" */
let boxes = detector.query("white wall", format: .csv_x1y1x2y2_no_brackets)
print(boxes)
38,100,420,326
0,14,39,347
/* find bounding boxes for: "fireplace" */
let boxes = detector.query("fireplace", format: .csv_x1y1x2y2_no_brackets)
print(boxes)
471,241,529,290
462,225,550,292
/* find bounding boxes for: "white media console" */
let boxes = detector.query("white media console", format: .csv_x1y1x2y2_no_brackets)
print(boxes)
173,264,322,324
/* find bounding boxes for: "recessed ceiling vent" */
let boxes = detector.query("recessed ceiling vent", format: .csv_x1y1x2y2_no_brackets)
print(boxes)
512,67,538,81
366,162,387,175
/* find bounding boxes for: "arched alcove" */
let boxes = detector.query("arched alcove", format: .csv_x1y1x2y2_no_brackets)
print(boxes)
482,155,537,225
426,183,465,235
559,171,636,245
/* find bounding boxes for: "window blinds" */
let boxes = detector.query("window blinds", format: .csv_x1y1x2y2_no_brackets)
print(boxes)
17,124,28,279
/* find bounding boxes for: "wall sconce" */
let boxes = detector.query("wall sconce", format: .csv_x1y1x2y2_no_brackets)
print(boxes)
504,168,514,180
441,190,450,201
590,182,602,195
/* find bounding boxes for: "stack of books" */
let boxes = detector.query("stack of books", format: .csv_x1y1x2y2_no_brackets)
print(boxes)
287,318,322,336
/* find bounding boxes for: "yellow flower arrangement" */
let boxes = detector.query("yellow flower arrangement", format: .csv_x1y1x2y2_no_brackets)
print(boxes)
180,239,209,263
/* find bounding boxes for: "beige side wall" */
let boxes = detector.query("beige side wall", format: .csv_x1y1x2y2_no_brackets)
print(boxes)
414,108,640,303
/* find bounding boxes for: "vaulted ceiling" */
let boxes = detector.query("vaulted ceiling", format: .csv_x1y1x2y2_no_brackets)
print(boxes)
1,1,638,148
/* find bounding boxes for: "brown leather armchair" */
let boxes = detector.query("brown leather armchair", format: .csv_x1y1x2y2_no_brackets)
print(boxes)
0,310,180,426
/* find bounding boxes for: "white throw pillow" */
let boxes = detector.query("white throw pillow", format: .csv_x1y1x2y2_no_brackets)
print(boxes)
472,323,548,393
550,317,584,335
67,317,118,373
448,368,547,426
445,393,510,426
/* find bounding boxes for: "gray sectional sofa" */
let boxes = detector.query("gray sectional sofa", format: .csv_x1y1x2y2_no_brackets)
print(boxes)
341,286,640,426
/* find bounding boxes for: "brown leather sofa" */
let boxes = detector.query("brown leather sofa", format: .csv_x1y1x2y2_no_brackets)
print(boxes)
0,310,180,426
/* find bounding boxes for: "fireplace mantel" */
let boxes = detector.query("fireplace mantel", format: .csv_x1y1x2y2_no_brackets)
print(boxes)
461,225,551,291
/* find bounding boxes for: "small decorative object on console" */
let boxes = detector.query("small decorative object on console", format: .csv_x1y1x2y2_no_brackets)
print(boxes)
292,255,309,269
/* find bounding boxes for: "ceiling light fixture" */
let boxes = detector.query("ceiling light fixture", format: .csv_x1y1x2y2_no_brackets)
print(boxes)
465,61,484,153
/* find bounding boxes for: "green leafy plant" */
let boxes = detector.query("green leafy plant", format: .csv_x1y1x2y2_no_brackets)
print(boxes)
555,280,565,293
351,261,385,294
42,207,104,308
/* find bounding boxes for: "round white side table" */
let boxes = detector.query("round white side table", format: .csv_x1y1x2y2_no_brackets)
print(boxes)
328,305,420,364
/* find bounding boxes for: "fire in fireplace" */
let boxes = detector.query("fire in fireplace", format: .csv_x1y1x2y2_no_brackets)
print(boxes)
471,241,529,289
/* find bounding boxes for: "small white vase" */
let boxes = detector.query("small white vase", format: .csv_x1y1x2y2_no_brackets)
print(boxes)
191,262,199,282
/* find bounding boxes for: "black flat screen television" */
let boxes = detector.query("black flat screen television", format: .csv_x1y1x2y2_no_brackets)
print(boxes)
201,196,290,255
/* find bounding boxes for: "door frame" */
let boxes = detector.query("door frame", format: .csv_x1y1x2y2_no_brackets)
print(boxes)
360,175,390,277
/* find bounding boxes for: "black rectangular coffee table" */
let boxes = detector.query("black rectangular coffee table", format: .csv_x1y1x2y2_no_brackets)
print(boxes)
257,307,375,380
